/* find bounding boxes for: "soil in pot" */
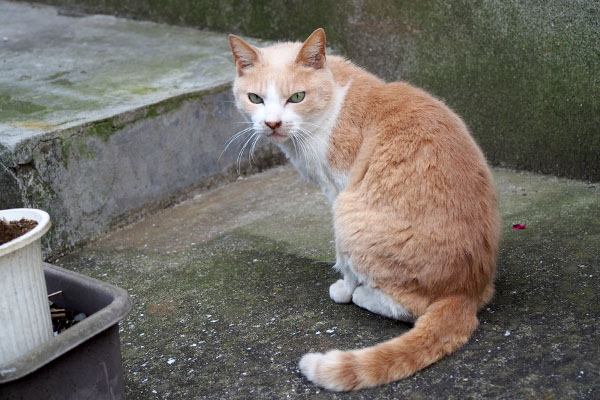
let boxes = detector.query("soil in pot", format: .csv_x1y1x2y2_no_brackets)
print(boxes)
0,218,38,245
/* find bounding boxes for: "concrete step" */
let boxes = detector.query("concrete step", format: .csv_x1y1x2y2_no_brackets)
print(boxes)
0,1,283,255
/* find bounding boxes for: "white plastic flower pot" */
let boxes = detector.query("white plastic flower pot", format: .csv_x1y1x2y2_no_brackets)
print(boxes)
0,208,52,366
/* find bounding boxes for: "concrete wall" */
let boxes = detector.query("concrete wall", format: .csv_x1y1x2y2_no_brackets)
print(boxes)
27,0,599,182
1,86,284,254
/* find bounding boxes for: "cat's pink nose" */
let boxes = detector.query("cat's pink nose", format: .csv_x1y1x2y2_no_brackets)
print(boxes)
265,121,282,130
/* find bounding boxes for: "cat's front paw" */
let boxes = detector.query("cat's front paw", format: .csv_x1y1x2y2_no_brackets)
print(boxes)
329,279,353,303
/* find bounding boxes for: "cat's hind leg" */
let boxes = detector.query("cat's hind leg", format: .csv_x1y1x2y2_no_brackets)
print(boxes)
329,254,359,304
329,276,358,303
352,285,416,323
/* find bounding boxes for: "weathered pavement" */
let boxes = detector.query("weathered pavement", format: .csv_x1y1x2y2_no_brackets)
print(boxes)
55,165,599,399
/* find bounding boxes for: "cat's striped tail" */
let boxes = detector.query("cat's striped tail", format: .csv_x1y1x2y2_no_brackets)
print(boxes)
298,296,479,391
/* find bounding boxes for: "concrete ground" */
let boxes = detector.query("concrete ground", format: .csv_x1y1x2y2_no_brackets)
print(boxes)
54,164,599,399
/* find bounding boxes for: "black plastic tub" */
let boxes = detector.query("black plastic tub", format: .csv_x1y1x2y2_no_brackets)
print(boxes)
0,263,132,400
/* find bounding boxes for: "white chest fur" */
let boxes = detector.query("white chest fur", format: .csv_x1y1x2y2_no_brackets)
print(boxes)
280,82,350,204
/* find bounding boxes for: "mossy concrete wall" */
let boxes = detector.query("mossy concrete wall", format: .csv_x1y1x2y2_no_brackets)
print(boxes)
0,3,287,256
28,0,599,182
1,87,284,255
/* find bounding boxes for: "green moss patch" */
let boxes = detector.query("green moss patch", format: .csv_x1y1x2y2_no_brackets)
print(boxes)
0,94,47,119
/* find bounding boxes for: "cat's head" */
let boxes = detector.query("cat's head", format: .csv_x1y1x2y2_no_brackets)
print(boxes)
229,28,334,144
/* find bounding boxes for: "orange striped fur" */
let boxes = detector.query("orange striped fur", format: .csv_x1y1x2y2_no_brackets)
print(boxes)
229,28,500,391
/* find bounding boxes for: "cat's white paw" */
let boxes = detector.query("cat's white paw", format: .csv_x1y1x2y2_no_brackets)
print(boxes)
329,279,352,303
351,285,374,308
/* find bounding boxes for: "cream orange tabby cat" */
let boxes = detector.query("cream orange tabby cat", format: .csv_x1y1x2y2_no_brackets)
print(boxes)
228,28,500,391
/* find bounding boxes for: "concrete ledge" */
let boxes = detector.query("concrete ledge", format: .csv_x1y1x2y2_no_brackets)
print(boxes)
0,2,284,255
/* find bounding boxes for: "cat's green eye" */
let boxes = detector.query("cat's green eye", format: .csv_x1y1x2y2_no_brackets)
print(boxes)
288,91,305,103
248,93,263,104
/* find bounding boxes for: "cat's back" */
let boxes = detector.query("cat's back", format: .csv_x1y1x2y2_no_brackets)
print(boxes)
327,58,489,185
327,58,498,226
327,56,472,145
327,55,384,88
353,79,496,206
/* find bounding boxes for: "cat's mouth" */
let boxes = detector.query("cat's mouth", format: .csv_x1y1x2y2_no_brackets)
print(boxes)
266,131,289,144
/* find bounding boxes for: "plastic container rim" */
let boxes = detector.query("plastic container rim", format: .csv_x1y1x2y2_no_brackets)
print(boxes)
0,209,51,258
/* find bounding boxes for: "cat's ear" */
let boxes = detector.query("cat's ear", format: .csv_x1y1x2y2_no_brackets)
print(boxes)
229,34,259,76
296,28,326,69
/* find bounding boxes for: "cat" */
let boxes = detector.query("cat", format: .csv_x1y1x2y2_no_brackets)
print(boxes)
228,28,500,391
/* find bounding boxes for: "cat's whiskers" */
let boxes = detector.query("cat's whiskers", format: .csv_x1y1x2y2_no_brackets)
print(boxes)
299,122,327,147
297,126,328,147
220,127,254,161
295,131,319,162
291,128,322,172
289,133,300,157
297,127,328,160
300,121,323,129
248,133,263,165
236,131,260,175
290,132,314,172
288,135,304,169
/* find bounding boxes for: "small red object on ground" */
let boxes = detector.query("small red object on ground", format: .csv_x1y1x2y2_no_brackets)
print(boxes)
512,223,527,231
